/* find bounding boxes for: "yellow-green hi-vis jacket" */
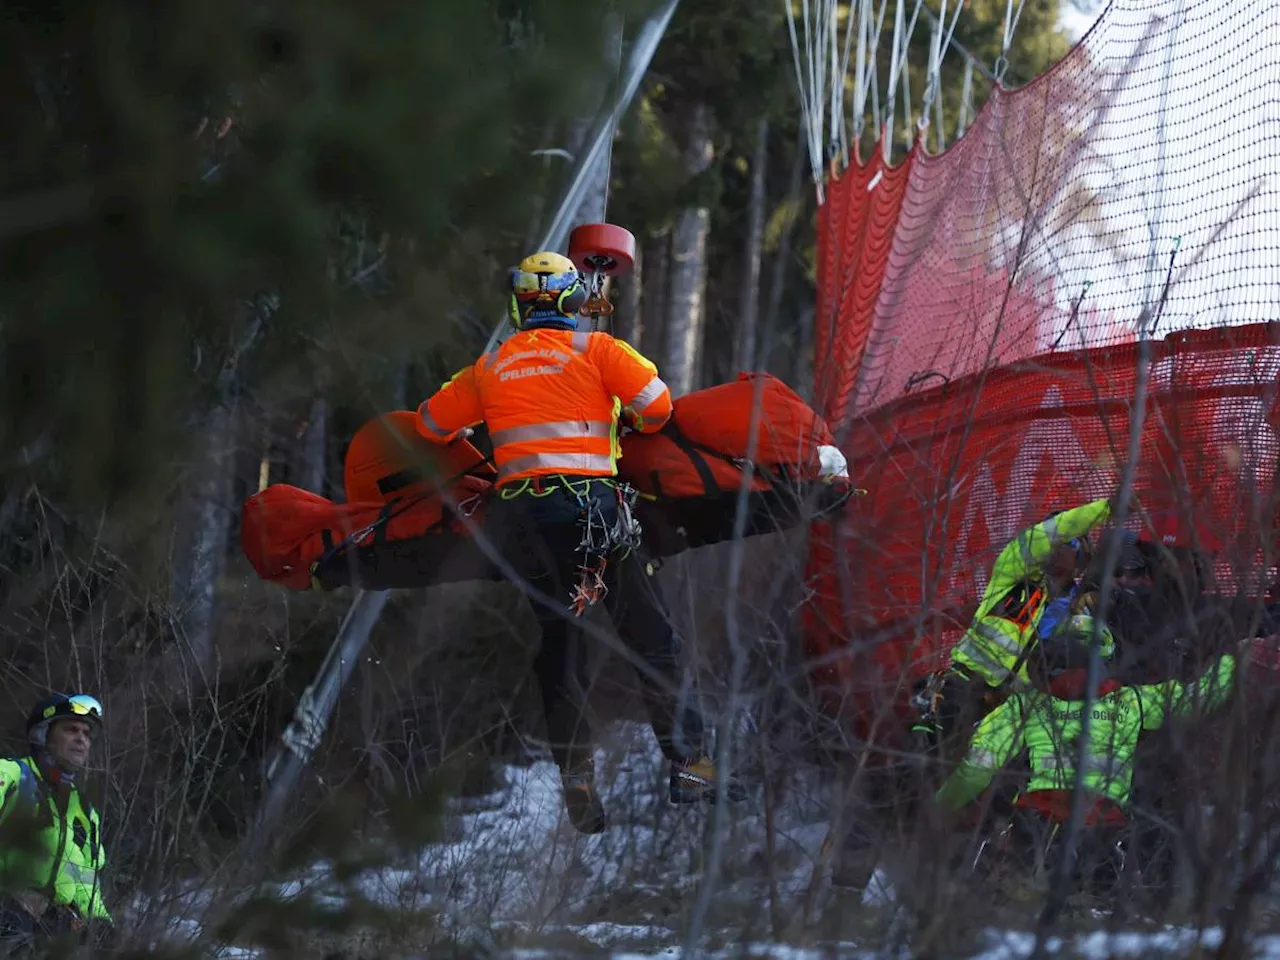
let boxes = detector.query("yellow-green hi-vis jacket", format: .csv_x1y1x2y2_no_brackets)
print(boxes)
0,757,110,921
951,498,1112,688
936,654,1237,813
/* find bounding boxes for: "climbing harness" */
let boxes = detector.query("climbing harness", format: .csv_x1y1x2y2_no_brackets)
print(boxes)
909,670,946,738
569,479,643,615
997,583,1046,632
498,475,644,615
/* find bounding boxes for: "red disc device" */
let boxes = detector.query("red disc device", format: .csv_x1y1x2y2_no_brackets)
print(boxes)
568,223,636,276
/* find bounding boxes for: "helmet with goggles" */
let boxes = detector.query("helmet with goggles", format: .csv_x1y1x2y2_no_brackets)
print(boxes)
507,251,588,330
26,693,103,748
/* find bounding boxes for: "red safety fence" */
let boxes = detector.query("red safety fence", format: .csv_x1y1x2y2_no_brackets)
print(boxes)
803,0,1280,717
805,324,1280,710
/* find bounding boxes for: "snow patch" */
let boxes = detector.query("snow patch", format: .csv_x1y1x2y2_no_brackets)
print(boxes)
969,926,1280,960
126,723,1280,960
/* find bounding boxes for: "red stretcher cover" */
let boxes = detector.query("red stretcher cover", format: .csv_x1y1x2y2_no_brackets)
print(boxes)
240,374,849,589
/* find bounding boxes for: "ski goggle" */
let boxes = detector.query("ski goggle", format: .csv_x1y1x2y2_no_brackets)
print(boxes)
43,695,103,721
510,267,580,301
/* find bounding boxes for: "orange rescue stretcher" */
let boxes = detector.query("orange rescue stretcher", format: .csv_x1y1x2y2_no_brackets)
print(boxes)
240,373,852,592
239,221,852,592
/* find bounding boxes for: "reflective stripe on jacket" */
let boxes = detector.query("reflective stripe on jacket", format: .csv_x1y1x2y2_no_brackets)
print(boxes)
935,654,1236,814
417,329,672,486
0,757,110,921
952,498,1112,686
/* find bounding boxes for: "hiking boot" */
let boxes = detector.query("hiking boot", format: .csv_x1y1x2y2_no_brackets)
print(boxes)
561,771,607,834
831,845,879,892
669,755,748,804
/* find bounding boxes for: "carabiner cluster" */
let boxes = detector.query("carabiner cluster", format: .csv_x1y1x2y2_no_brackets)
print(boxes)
567,481,644,614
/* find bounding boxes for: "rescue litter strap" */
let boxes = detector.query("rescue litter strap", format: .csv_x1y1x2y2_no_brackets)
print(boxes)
310,456,491,581
646,420,834,505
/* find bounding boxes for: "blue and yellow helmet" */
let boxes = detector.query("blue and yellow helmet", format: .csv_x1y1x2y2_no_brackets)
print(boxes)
508,251,588,329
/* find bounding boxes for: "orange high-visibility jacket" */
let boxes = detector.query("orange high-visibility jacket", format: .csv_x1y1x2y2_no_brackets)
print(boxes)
417,328,672,486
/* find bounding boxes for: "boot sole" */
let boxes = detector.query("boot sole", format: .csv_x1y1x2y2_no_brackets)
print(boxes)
566,805,608,833
669,777,748,805
568,813,608,834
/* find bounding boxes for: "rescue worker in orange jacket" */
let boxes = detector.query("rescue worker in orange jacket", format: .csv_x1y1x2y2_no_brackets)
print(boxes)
417,251,742,834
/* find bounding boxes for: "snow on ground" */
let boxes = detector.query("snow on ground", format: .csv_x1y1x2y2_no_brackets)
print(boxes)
131,723,1280,957
966,927,1280,960
389,721,837,948
509,929,1280,960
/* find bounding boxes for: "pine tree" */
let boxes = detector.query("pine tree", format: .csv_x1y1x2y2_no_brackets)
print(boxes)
0,0,642,508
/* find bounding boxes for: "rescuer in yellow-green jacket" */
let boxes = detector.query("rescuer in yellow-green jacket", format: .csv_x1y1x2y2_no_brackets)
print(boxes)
935,615,1237,894
951,498,1114,687
0,693,112,950
913,498,1115,752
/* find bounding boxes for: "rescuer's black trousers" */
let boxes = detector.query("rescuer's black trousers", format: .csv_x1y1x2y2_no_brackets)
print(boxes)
1005,809,1127,901
489,479,705,775
0,899,114,957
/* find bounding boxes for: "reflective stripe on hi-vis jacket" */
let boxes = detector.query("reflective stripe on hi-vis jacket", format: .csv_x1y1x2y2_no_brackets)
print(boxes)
416,328,674,486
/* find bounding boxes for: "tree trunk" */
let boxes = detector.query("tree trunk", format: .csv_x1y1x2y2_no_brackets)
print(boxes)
642,228,670,363
663,101,714,397
390,360,411,410
169,308,266,688
292,396,328,495
735,117,769,374
793,304,816,404
763,125,808,387
615,244,643,346
170,403,235,681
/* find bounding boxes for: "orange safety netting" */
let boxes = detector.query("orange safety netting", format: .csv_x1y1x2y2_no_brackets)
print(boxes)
803,0,1280,715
